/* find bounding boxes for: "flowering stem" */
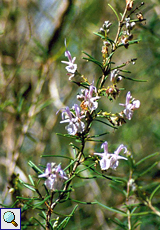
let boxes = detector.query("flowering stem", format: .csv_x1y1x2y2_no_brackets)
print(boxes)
34,188,53,230
112,4,128,52
100,4,128,89
51,139,85,208
45,192,55,230
50,114,94,212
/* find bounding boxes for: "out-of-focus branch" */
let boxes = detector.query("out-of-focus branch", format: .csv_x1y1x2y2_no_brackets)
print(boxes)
10,62,50,174
3,61,51,203
47,0,74,55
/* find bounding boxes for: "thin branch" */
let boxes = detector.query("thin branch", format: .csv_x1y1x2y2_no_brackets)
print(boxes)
112,4,128,51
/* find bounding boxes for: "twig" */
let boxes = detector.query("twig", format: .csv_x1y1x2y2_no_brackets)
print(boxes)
145,199,160,217
50,138,86,210
112,4,128,51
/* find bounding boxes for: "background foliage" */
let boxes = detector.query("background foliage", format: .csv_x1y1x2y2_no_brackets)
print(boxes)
0,0,160,229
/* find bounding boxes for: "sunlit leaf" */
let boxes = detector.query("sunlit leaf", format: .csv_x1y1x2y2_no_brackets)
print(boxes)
28,161,43,174
108,4,120,21
150,184,160,201
18,179,36,192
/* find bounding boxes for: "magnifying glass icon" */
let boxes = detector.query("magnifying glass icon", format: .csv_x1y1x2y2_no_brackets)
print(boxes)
3,211,18,227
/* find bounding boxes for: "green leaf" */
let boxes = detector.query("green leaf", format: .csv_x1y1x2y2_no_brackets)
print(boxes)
93,32,105,39
150,184,160,201
122,203,142,209
108,4,120,21
18,179,36,192
96,200,126,216
28,175,35,186
83,57,102,68
131,206,139,214
16,196,39,201
138,162,158,178
118,39,141,48
38,211,46,220
128,39,141,45
104,52,114,67
86,139,106,143
64,158,77,171
107,38,115,44
94,119,118,129
41,154,73,160
20,200,33,212
139,181,158,191
76,175,97,179
21,218,38,229
11,200,20,208
82,51,95,59
133,221,142,229
71,81,90,89
82,51,102,68
109,217,128,229
33,195,51,209
32,217,45,229
109,184,127,196
89,132,110,138
135,152,160,167
96,75,103,89
56,133,79,139
76,163,95,175
28,161,43,174
130,211,152,216
89,166,127,183
69,198,96,205
57,205,78,230
69,142,80,151
122,75,147,82
120,69,131,73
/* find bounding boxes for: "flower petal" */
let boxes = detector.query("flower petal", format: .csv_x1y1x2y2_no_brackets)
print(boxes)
132,100,140,109
114,144,127,155
101,141,109,155
66,123,77,135
100,157,111,170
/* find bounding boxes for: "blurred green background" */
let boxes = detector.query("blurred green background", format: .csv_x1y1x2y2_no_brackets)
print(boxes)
0,0,160,229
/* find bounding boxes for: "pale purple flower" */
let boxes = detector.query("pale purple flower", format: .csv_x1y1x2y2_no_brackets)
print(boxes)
125,18,136,29
60,104,85,135
103,21,112,30
110,69,122,83
125,18,136,35
94,141,128,170
100,21,112,34
38,163,68,191
61,40,77,75
119,91,140,120
77,85,100,111
38,163,52,178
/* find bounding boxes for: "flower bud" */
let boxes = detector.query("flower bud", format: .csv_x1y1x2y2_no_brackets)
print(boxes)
126,0,133,11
